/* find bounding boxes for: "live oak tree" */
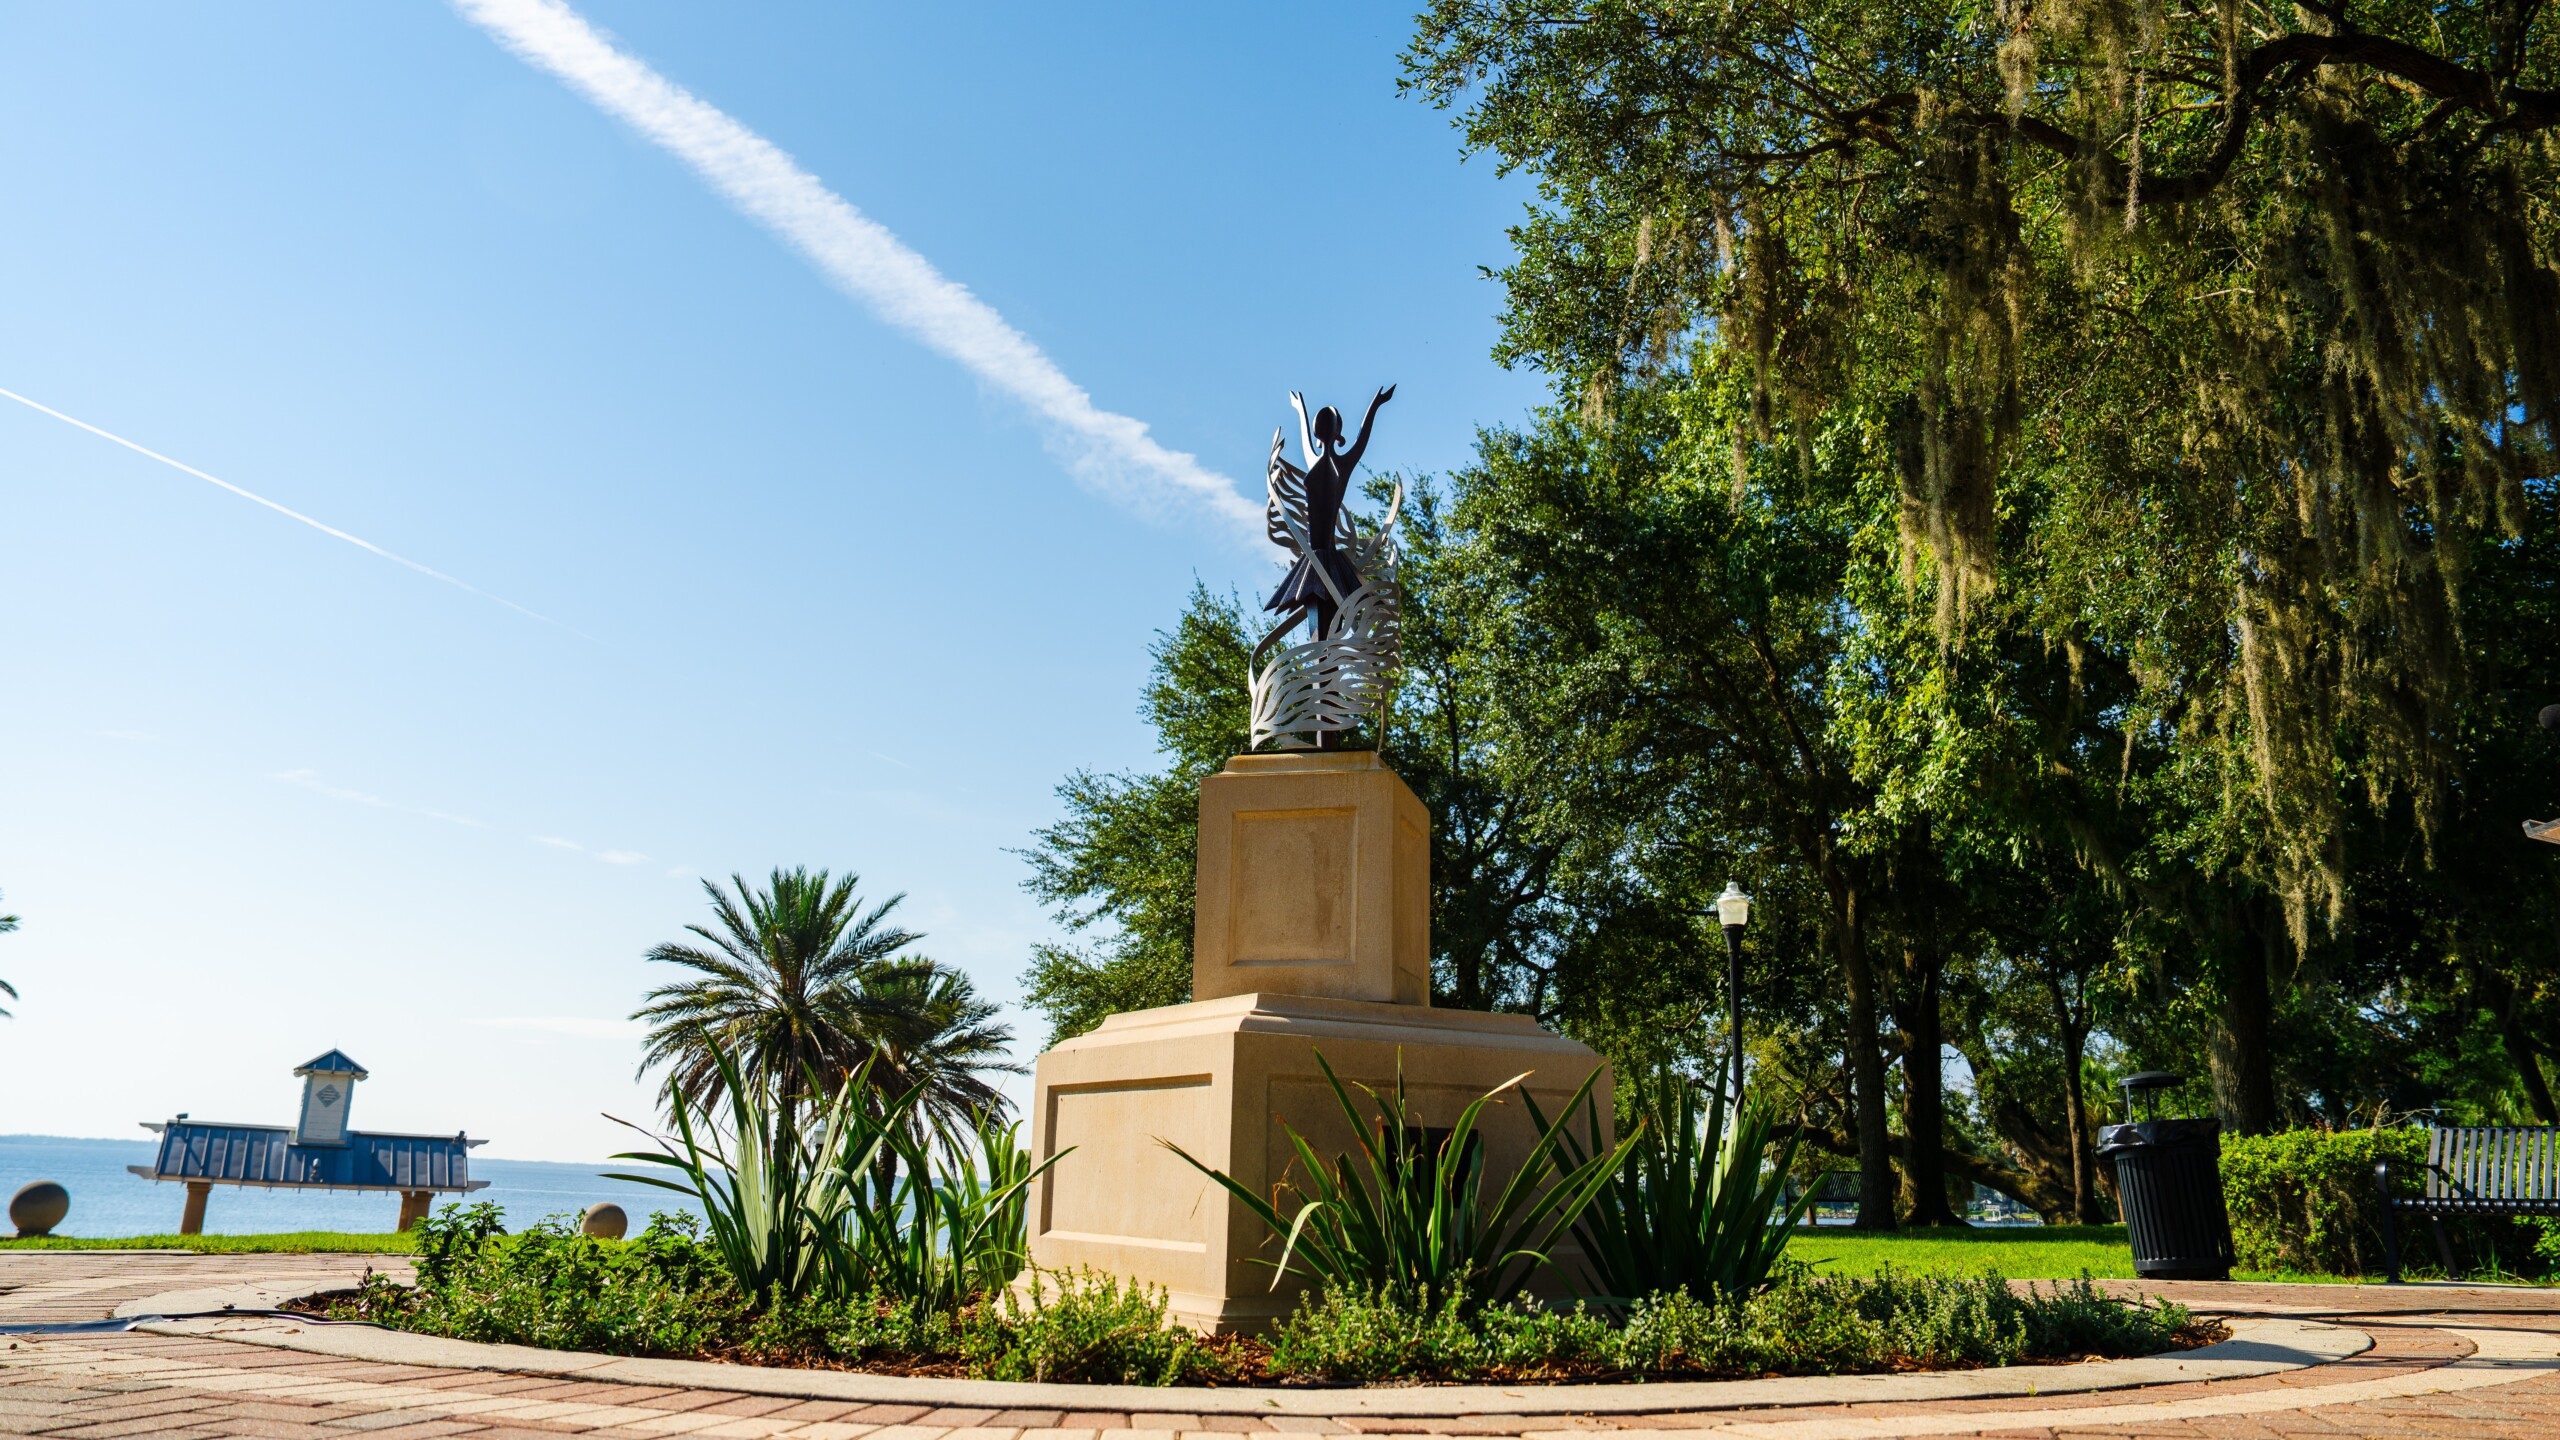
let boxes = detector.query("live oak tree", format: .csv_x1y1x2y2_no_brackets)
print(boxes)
1407,0,2560,1133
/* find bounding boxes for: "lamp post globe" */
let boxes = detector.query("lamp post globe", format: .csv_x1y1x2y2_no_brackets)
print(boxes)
1714,880,1752,1100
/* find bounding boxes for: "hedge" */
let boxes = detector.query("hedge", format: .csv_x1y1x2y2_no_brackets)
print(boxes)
2219,1128,2421,1275
2221,1126,2558,1279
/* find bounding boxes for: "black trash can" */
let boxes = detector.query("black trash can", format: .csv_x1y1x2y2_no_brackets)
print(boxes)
2097,1071,2235,1281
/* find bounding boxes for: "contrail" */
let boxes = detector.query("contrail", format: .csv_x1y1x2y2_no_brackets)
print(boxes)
452,0,1260,537
0,385,565,628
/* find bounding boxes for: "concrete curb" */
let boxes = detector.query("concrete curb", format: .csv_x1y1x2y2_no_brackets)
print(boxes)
124,1278,2370,1417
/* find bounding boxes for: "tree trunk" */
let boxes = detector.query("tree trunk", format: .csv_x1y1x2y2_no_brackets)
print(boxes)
1841,906,1898,1230
1897,959,1962,1225
2504,1006,2560,1126
2059,1016,2102,1222
2208,903,2280,1135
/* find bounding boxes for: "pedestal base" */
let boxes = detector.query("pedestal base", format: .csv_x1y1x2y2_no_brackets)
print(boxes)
1024,992,1609,1332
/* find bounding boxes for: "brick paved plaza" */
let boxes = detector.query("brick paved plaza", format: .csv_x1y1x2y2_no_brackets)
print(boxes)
4,1252,2558,1439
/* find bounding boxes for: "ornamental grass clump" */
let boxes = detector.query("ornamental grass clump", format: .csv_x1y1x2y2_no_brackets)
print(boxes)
1539,1079,1814,1305
609,1031,1062,1314
1165,1049,1635,1310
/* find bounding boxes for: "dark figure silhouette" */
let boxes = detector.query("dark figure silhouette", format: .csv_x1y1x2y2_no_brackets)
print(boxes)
1267,385,1395,645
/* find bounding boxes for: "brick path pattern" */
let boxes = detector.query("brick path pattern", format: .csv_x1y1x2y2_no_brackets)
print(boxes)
5,1253,2558,1439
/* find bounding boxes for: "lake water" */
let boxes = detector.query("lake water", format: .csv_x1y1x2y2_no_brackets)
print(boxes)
1,1134,705,1238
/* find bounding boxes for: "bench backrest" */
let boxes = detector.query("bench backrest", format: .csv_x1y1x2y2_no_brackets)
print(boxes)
2424,1125,2560,1201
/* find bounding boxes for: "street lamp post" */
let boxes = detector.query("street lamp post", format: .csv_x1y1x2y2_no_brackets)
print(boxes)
1715,879,1752,1102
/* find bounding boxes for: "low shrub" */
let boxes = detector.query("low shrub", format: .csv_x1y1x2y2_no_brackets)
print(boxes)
2220,1128,2421,1275
1255,1267,2195,1382
963,1269,1210,1384
338,1205,744,1357
2220,1127,2558,1279
338,1208,2201,1384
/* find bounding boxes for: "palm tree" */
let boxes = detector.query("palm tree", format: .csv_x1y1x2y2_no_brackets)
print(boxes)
859,963,1021,1136
635,868,926,1126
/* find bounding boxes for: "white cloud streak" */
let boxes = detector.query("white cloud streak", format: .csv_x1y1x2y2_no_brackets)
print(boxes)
452,0,1258,535
532,834,650,865
0,386,569,628
272,768,483,827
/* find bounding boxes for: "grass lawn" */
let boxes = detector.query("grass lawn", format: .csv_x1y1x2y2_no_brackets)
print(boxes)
1787,1224,2381,1284
0,1232,417,1254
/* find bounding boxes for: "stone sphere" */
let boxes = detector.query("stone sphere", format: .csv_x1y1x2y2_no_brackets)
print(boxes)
580,1202,628,1240
10,1180,69,1238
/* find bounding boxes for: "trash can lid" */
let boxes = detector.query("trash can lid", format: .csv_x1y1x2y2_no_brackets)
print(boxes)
2120,1070,2183,1092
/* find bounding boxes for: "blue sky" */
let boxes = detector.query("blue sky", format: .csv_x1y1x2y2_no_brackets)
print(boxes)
0,3,1550,1160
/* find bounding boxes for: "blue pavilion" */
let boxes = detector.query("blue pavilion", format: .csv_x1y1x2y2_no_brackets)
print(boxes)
131,1049,488,1234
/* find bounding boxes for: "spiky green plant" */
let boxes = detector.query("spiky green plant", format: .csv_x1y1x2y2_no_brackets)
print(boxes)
1535,1080,1812,1306
1166,1050,1635,1309
609,1039,912,1303
819,1111,1063,1315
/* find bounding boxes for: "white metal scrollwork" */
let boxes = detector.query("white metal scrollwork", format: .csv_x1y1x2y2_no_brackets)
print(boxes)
1250,424,1403,750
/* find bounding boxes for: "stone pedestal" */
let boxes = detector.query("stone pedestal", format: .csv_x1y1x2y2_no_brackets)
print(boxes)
1192,751,1431,1006
1024,751,1609,1332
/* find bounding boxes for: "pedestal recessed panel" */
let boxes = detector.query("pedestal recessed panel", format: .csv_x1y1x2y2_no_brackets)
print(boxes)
1194,754,1431,1004
1229,808,1357,965
1026,994,1611,1331
1041,1076,1214,1253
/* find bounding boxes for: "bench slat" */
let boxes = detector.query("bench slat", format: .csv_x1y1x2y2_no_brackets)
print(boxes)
2405,1125,2560,1207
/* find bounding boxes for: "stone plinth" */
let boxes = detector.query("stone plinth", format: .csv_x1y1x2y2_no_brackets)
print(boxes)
1194,752,1430,1006
1023,991,1607,1332
1025,751,1610,1332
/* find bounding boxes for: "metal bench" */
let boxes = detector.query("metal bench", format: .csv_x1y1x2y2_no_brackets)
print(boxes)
2375,1124,2560,1281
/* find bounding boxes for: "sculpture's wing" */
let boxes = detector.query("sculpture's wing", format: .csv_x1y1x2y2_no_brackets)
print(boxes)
1266,427,1310,554
1341,476,1402,575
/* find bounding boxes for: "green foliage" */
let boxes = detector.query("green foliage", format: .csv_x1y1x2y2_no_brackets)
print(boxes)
1168,1050,1633,1309
348,1208,2196,1381
1392,0,2560,1146
735,1270,1213,1384
963,1269,1209,1385
1262,1269,2191,1381
2221,1128,2558,1279
1546,1081,1812,1304
2220,1128,2424,1276
609,1043,907,1303
337,1207,743,1356
636,867,1014,1131
815,1110,1060,1316
611,1035,1060,1313
1267,1287,1583,1382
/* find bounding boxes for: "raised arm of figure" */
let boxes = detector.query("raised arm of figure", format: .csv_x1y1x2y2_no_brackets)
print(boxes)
1288,392,1318,469
1340,384,1396,474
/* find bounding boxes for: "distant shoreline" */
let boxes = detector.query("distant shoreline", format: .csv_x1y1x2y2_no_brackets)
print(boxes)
0,1132,625,1167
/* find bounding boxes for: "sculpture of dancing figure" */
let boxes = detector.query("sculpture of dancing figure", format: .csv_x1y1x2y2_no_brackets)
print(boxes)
1251,385,1402,751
